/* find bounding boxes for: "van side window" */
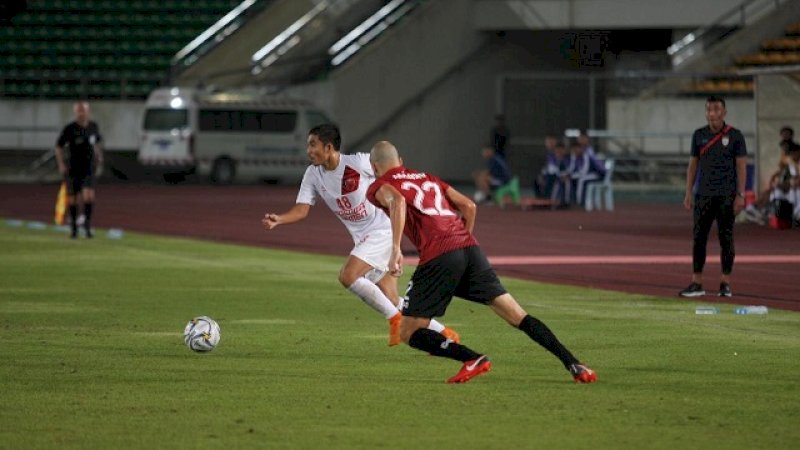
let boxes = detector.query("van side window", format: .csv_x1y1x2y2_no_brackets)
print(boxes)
199,109,297,133
200,110,232,131
260,112,297,133
241,111,261,132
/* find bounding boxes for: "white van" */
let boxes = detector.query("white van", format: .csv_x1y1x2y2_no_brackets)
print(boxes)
138,87,331,184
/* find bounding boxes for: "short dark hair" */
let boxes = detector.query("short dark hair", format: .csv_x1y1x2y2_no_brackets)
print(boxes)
309,123,341,150
780,126,794,135
706,95,726,108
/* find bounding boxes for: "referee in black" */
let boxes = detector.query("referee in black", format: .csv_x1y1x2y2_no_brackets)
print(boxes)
680,96,747,298
55,101,104,238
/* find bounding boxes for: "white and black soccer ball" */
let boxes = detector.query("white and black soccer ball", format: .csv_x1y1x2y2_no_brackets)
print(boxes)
183,316,221,352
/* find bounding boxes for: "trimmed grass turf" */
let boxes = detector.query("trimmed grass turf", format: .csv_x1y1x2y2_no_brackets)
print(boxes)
1,223,799,450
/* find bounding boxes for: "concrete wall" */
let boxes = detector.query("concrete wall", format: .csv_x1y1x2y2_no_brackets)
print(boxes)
329,0,486,152
339,43,528,182
0,99,144,151
755,74,800,192
607,97,756,155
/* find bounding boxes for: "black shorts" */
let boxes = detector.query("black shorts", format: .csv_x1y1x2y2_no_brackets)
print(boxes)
67,172,94,195
403,245,507,318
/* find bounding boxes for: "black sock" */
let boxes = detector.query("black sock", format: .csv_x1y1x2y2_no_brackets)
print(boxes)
69,204,78,233
408,328,480,362
518,315,579,367
83,202,93,229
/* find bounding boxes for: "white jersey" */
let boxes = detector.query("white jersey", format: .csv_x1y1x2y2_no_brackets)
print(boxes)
297,153,390,243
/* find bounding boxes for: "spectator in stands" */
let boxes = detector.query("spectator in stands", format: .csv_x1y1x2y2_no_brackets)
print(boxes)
55,101,104,239
473,145,516,206
779,126,800,156
567,139,606,207
490,114,510,159
533,135,569,202
577,129,596,157
744,130,800,224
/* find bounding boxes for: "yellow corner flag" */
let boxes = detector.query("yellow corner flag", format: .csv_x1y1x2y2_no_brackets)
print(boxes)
54,181,67,225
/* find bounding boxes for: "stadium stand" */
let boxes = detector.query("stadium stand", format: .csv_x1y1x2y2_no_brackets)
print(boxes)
683,20,800,96
0,0,241,99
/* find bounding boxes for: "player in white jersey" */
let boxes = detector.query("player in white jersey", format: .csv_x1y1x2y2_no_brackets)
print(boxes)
262,124,458,346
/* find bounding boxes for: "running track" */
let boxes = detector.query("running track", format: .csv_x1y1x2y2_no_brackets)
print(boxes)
2,184,799,311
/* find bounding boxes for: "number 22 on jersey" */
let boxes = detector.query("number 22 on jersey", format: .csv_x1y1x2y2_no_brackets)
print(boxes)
401,181,455,216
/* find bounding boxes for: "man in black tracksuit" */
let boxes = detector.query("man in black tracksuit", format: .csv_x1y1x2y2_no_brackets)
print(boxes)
55,101,104,238
680,96,747,298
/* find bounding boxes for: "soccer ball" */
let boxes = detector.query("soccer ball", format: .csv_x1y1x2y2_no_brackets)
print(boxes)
183,316,221,352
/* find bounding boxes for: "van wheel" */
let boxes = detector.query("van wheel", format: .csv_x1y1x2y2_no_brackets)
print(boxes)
210,158,235,185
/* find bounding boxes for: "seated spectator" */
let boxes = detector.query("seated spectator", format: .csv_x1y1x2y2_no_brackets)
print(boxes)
567,139,606,207
473,145,518,206
577,129,597,157
780,126,800,156
491,114,510,159
744,140,800,225
533,137,569,202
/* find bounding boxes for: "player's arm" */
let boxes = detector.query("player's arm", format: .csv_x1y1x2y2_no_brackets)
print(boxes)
374,183,406,276
55,126,69,177
94,142,104,169
684,157,698,210
445,187,477,233
55,144,66,177
262,203,311,230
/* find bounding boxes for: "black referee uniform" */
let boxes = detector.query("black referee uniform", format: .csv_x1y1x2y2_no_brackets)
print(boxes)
56,120,102,236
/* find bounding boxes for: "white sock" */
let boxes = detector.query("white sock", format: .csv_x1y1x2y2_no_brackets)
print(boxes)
347,278,399,319
428,319,445,333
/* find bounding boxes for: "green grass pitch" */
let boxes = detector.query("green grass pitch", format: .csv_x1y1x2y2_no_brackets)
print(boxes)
1,223,799,449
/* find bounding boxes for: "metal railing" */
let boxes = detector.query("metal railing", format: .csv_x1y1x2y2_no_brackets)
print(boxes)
170,0,273,80
668,0,789,67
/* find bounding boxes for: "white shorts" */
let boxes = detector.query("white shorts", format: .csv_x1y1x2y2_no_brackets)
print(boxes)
350,229,393,283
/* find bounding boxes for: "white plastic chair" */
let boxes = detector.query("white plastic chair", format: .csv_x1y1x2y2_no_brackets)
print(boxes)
585,158,615,211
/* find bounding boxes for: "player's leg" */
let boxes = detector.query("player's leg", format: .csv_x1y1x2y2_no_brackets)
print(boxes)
67,176,81,238
687,195,716,290
458,246,596,383
716,195,736,295
488,294,596,383
81,183,95,238
403,250,490,383
339,254,404,346
376,271,460,342
339,254,398,318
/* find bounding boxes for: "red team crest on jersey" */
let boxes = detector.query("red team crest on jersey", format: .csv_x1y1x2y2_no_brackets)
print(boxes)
342,166,360,195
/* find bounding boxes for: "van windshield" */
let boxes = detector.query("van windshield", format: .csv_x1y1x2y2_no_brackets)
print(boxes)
144,109,188,131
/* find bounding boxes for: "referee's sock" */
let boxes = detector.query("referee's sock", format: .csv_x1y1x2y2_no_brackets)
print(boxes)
83,202,93,230
408,328,480,362
518,315,579,368
69,204,78,234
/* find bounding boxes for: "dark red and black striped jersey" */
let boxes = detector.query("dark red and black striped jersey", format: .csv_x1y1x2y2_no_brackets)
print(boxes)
368,166,477,265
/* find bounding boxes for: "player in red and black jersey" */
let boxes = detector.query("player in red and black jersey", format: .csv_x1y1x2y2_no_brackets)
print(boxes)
366,141,597,384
